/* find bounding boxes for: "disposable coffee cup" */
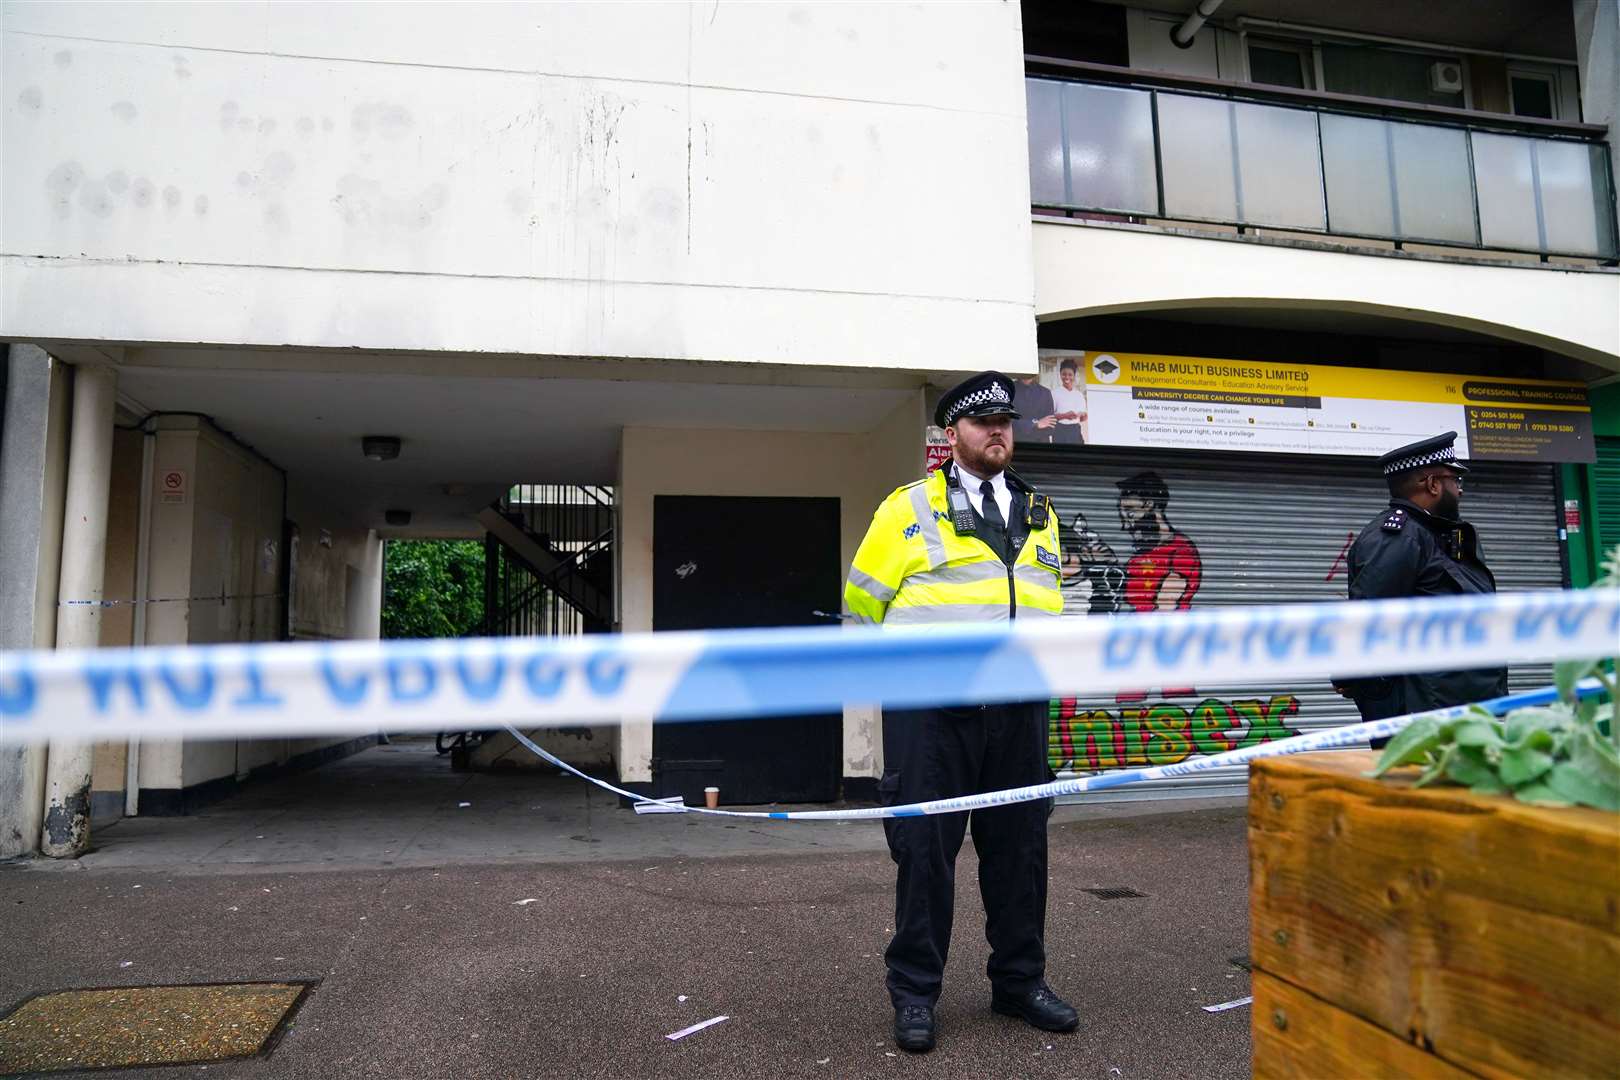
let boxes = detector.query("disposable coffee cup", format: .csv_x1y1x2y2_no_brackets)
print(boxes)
704,786,720,809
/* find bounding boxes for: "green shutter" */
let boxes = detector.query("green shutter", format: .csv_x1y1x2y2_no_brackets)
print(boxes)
1595,438,1620,562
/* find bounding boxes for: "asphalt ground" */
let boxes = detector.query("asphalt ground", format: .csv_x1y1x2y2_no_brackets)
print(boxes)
1,744,1253,1079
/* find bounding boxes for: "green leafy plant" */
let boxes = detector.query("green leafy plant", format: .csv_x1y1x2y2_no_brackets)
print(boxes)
382,540,489,640
1370,545,1619,811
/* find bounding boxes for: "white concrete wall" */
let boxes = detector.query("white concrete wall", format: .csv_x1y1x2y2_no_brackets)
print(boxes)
616,395,923,784
162,420,284,786
287,487,376,641
1,1,1036,372
1033,221,1620,371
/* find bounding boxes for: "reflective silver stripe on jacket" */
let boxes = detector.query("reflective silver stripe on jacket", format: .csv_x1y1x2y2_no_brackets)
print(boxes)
1014,564,1062,591
846,566,897,602
884,603,1011,625
904,561,1008,590
906,484,948,569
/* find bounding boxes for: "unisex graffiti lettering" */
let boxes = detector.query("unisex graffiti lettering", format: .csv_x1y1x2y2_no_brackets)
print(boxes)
1047,696,1304,772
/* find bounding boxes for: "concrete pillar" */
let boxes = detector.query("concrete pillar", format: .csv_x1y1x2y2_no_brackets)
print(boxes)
1574,0,1620,217
0,346,66,857
40,363,118,858
346,531,385,640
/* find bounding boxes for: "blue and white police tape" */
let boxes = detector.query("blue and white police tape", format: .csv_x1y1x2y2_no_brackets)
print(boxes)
0,586,1614,743
602,678,1604,820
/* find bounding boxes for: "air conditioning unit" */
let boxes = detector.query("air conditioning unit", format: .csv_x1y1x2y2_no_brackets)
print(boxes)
1429,61,1464,94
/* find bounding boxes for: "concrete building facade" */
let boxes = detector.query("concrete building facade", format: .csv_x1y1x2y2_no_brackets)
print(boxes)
2,1,1617,853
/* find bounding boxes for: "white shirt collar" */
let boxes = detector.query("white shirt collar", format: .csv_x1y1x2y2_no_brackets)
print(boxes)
951,460,1012,523
952,461,1005,491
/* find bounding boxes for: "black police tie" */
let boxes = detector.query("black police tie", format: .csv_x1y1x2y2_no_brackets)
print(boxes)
980,480,1006,531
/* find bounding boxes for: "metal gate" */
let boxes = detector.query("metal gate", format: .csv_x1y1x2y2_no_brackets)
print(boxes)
1017,445,1566,800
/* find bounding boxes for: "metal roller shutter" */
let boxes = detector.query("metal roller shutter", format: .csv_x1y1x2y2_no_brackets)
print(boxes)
1016,445,1565,800
1594,438,1620,562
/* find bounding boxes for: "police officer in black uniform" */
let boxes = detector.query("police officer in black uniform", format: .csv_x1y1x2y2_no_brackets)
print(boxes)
1336,432,1508,740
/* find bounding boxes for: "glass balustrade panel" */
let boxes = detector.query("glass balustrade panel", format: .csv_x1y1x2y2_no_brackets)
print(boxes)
1060,82,1158,215
1026,78,1067,206
1230,100,1325,229
1157,93,1239,222
1320,113,1395,235
1388,122,1476,244
1472,132,1545,251
1535,140,1615,257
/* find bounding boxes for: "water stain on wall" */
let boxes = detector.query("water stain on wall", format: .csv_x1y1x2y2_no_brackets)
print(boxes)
350,103,414,142
111,100,138,122
262,152,296,187
17,86,42,110
46,161,84,219
78,180,114,219
332,175,449,232
132,178,156,208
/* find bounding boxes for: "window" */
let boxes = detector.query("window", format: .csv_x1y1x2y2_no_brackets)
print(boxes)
1248,39,1314,90
1319,43,1465,108
1508,69,1558,119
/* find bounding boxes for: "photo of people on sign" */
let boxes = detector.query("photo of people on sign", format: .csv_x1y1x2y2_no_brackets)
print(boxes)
1012,351,1091,446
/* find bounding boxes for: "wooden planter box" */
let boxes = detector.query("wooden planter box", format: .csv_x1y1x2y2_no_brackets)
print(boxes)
1249,751,1620,1079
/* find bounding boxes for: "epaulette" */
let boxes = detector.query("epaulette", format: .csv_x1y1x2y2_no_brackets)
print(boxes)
1381,508,1407,532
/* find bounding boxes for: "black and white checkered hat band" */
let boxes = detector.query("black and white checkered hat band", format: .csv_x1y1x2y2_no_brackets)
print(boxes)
943,383,1012,425
1383,446,1457,475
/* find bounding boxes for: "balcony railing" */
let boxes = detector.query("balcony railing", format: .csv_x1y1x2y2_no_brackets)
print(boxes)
1026,64,1618,262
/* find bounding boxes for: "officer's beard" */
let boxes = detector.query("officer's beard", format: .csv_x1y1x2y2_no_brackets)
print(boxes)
1435,490,1461,521
955,440,1010,478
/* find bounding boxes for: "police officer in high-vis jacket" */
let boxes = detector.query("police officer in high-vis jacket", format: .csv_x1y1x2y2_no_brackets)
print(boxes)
845,371,1077,1054
1337,431,1508,741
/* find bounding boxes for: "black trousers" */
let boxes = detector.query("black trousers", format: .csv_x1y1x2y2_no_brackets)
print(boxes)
880,702,1050,1007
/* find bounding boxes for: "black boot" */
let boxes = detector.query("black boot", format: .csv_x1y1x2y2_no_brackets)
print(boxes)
893,1004,936,1052
991,983,1078,1032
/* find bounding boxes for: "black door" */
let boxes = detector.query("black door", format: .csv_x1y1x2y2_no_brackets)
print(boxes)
652,495,842,805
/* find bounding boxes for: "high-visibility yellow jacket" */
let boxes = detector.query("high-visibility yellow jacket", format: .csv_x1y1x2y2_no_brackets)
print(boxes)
844,465,1064,626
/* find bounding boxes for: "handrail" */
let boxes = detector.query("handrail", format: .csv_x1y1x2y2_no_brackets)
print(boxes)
485,485,614,635
1024,56,1609,140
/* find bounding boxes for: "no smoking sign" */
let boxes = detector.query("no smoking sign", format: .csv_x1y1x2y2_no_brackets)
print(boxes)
159,469,187,504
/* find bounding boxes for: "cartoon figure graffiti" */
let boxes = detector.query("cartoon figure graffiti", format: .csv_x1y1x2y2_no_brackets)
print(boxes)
1048,470,1300,771
1118,470,1201,611
1059,470,1201,614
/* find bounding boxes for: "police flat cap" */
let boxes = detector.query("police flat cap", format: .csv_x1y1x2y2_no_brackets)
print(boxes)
936,371,1021,428
1378,430,1469,476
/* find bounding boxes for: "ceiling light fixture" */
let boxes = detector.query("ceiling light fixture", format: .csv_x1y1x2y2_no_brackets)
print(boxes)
362,435,401,461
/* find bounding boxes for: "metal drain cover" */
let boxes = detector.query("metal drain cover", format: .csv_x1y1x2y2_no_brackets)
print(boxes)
0,981,313,1075
1083,887,1146,900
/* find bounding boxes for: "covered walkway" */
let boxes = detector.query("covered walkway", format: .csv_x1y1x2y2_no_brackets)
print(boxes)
58,737,893,874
